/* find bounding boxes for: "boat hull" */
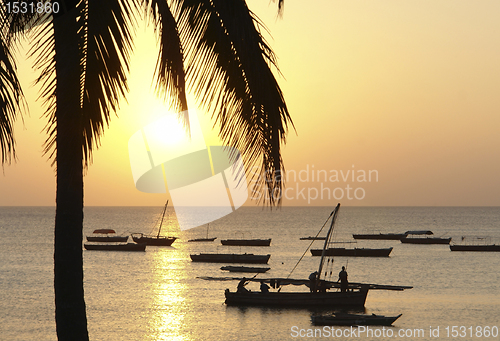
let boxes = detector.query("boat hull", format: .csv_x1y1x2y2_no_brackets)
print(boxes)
310,247,393,257
188,237,217,242
224,287,369,307
86,235,129,242
190,253,270,264
311,313,402,326
401,237,451,244
131,234,176,246
221,239,271,246
220,266,270,273
353,233,406,240
450,245,500,252
84,242,146,251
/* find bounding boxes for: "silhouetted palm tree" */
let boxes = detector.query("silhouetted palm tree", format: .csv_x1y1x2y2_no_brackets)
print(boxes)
1,0,290,340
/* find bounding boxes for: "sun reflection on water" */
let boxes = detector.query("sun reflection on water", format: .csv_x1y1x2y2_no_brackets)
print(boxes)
147,248,191,341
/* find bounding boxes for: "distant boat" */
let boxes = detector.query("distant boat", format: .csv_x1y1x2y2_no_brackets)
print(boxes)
311,313,402,326
131,200,177,246
300,236,327,240
190,253,270,264
188,224,216,242
220,266,271,273
401,236,451,244
450,245,500,252
310,247,393,257
86,229,129,242
353,233,407,240
221,238,271,246
84,242,146,252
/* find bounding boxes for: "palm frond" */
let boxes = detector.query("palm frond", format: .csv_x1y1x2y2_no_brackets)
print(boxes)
173,0,293,205
80,0,137,165
143,0,188,129
0,7,27,164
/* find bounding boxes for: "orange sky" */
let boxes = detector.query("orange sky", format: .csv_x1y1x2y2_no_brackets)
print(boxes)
1,0,500,206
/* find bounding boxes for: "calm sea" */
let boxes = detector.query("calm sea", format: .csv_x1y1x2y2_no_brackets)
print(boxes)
0,206,499,341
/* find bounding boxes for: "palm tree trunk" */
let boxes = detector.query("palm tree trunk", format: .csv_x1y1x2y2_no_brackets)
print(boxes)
53,4,89,341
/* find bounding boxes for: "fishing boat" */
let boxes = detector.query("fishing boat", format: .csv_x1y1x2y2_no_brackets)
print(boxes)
450,237,500,251
300,236,327,240
86,229,129,242
131,200,177,246
224,204,412,307
188,224,217,242
352,232,407,240
401,236,451,244
84,242,146,252
220,238,271,246
450,245,500,252
310,247,393,257
311,313,402,326
190,253,270,264
220,266,271,273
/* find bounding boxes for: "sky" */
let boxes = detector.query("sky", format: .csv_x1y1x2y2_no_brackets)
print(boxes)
1,0,500,206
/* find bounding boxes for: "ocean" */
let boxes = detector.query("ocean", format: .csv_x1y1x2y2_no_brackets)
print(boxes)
0,206,499,341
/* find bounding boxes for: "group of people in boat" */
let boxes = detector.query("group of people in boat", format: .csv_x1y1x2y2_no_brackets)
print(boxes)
236,266,348,293
308,266,348,293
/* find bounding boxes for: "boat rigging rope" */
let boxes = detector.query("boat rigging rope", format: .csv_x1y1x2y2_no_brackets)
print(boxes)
282,210,335,282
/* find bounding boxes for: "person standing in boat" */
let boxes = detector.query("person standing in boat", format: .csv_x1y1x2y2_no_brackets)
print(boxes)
260,281,270,293
309,271,319,293
338,266,348,292
237,277,250,293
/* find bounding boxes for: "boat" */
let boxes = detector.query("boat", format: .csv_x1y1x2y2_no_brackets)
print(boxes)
311,313,402,326
310,247,393,257
449,236,500,252
86,229,129,242
220,266,271,273
224,204,412,308
84,242,146,252
450,245,500,252
352,233,407,240
188,224,217,242
401,236,451,244
190,253,270,264
220,238,271,246
300,236,327,240
131,200,177,246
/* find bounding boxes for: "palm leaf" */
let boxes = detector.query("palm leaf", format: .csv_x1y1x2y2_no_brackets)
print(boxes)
0,6,28,164
173,0,293,205
80,0,136,165
143,0,188,129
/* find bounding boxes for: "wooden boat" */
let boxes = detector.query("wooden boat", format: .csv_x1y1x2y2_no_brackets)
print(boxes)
190,253,270,264
84,242,146,252
450,244,500,252
86,229,129,242
131,200,177,246
353,233,406,240
310,247,393,257
401,236,451,244
188,224,217,242
221,238,271,246
224,204,411,308
221,266,271,273
311,313,402,326
300,236,327,240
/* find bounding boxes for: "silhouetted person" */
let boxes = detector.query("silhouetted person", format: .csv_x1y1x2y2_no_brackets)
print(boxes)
237,277,250,293
338,266,348,293
309,271,318,293
260,281,270,293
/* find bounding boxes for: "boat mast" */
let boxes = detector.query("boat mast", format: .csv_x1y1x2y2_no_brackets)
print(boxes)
317,203,340,281
157,200,169,238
